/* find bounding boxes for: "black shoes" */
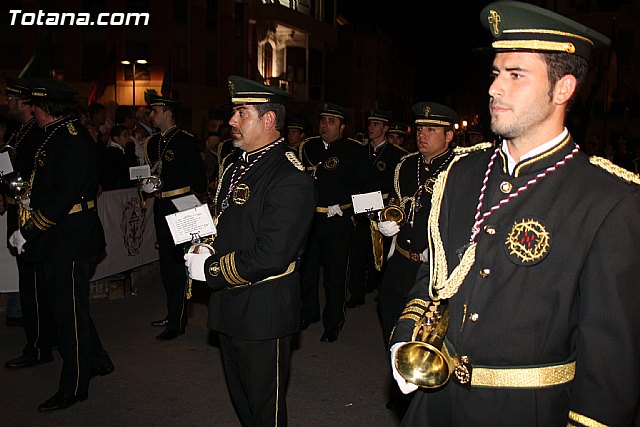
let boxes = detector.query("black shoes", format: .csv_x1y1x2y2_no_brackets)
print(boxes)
90,360,115,380
320,330,339,343
156,328,185,340
5,354,54,369
300,318,319,331
150,318,169,327
38,390,88,412
346,298,365,309
5,316,24,327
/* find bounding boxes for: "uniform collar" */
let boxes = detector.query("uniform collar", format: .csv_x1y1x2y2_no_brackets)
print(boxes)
161,125,179,138
43,115,73,133
499,129,574,177
242,137,283,163
424,147,453,166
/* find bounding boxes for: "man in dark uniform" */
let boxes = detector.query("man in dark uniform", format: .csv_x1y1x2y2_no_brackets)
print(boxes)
3,77,57,371
390,3,640,426
285,115,311,151
377,102,464,413
347,109,406,308
298,102,377,342
142,93,207,340
9,79,113,412
386,122,407,149
184,75,314,426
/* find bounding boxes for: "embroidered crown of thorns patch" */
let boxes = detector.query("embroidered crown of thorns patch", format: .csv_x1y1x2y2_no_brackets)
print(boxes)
504,218,551,265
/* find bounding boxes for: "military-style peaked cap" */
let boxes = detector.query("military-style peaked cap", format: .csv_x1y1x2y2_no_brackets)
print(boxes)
319,102,350,124
147,91,181,108
286,116,310,131
228,75,290,105
367,109,393,123
30,78,77,102
5,77,31,99
412,102,458,127
481,1,610,60
387,122,407,135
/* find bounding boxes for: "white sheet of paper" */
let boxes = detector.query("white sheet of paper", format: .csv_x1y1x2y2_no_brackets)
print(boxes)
351,191,384,214
171,194,202,212
0,152,14,177
165,205,217,245
129,165,151,180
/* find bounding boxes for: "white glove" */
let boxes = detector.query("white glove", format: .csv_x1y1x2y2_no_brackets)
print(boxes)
419,248,429,263
378,220,400,237
184,253,211,281
20,197,30,210
9,229,27,254
140,178,156,193
390,342,419,394
327,204,343,218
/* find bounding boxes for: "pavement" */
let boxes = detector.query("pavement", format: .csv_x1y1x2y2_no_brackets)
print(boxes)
0,265,404,427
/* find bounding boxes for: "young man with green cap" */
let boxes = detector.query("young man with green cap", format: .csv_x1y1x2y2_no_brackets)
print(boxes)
184,76,315,426
389,2,640,426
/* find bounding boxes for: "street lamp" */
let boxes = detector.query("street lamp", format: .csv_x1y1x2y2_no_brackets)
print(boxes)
121,59,148,106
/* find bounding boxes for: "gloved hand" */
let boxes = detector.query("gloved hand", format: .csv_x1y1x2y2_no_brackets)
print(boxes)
140,178,156,193
20,196,30,210
184,253,211,281
390,342,419,394
9,229,27,254
419,248,429,263
378,220,400,237
327,204,343,218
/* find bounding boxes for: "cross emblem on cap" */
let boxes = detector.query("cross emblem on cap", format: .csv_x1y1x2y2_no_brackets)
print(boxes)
228,81,235,95
423,106,431,117
488,10,501,35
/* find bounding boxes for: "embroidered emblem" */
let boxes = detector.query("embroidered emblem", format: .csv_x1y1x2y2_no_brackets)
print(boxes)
208,262,221,277
232,183,250,205
376,160,386,171
323,156,339,170
424,177,437,194
499,181,512,193
488,9,501,35
505,218,551,265
285,151,304,171
423,106,431,118
164,150,175,162
37,151,46,167
228,80,235,95
67,123,78,135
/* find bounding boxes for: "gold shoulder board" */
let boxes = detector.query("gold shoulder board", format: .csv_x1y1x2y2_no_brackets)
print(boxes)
589,156,640,185
286,151,304,171
453,142,493,155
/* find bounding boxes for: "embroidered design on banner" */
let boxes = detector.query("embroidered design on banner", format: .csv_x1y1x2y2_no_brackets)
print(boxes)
323,157,339,170
505,218,551,265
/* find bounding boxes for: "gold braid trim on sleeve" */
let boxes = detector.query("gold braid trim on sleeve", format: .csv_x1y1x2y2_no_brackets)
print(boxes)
399,313,421,322
401,306,426,317
427,157,478,301
589,156,640,185
568,411,609,427
405,298,430,309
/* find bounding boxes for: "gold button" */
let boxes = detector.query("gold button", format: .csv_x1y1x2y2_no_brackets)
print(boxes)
469,313,479,322
484,225,496,235
499,181,512,193
479,268,491,278
208,262,221,277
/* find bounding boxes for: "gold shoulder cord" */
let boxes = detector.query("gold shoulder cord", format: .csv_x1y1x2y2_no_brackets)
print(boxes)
427,156,478,301
589,156,640,185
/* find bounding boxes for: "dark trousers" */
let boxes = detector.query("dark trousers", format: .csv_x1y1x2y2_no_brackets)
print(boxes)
300,214,354,332
18,253,56,359
154,200,188,331
36,257,110,396
348,219,383,301
219,334,292,427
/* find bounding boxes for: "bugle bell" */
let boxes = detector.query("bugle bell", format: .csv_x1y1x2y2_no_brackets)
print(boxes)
379,197,405,226
145,175,163,192
394,303,452,388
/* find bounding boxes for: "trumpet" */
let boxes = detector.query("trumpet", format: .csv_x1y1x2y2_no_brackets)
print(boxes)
394,301,453,388
184,235,215,300
145,174,163,192
378,196,405,226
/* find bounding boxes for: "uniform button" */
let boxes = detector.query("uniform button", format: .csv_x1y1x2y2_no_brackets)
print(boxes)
479,268,491,278
469,313,479,322
499,181,512,193
484,225,496,235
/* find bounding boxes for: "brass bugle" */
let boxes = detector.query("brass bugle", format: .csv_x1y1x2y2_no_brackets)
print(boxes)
379,197,405,226
394,305,452,388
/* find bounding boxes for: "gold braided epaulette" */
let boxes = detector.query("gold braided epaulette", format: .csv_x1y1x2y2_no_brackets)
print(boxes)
589,156,640,185
453,142,493,155
399,151,419,162
285,151,304,171
348,137,367,146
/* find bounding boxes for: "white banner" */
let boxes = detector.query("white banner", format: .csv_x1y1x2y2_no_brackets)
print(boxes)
0,188,159,291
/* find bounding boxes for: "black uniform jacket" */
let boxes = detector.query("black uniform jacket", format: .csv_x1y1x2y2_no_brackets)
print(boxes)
5,118,44,237
21,116,105,263
393,148,454,255
391,137,640,426
370,141,407,198
145,126,207,198
299,136,378,208
204,140,315,340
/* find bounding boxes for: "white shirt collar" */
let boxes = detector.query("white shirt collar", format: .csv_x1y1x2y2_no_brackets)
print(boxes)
501,127,568,175
108,140,125,153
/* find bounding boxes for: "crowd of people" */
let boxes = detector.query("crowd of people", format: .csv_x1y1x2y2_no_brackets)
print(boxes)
2,1,639,426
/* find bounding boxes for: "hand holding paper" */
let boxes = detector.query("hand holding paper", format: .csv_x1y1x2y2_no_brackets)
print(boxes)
378,220,400,237
141,178,156,193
